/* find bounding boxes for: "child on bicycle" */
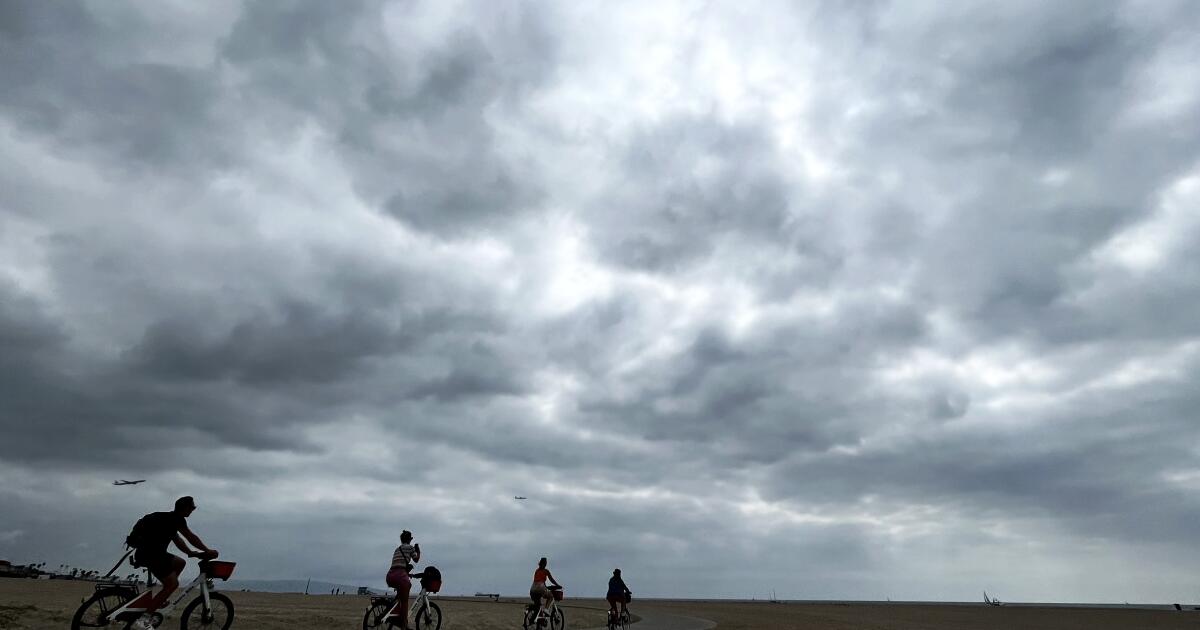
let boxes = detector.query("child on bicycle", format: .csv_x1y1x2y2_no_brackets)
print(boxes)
386,530,421,630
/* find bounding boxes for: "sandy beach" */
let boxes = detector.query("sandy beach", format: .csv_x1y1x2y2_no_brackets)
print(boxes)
4,579,1198,630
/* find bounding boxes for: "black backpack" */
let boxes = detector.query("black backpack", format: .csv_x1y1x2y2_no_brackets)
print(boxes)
126,514,152,550
126,512,172,550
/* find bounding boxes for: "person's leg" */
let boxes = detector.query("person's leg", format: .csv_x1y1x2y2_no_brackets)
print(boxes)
145,555,185,614
397,573,412,630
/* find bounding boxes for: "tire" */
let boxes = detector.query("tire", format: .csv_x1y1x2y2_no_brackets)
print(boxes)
362,600,391,630
550,606,565,630
414,601,441,630
71,587,135,629
179,592,234,630
522,605,539,630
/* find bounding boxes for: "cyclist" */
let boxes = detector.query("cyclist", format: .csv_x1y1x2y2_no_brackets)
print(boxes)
128,496,218,630
529,557,561,623
606,568,632,622
386,530,421,630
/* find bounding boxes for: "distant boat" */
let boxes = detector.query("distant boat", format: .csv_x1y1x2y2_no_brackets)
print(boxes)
983,591,1002,606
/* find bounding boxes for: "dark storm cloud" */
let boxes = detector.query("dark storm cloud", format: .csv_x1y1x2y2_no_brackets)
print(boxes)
221,0,553,235
0,3,233,174
588,115,836,275
2,0,1199,603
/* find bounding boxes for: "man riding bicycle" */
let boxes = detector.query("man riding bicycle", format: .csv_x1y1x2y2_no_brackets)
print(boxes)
126,496,218,630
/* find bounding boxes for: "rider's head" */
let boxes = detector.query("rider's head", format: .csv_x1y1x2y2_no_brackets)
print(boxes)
538,557,547,568
174,496,196,517
400,530,413,544
614,569,621,576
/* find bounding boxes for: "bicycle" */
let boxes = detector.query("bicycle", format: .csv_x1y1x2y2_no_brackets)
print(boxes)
606,607,631,630
71,558,236,630
363,568,443,630
522,585,565,630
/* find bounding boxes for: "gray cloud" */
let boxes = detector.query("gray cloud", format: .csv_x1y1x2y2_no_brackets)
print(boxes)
2,0,1199,604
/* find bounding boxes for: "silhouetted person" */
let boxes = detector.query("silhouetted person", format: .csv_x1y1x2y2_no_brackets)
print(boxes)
127,496,217,630
607,568,632,621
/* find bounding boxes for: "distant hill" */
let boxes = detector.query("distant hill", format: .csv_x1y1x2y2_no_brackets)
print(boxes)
224,578,380,595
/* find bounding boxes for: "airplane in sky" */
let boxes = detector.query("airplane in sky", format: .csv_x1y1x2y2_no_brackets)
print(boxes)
514,496,527,500
113,480,146,486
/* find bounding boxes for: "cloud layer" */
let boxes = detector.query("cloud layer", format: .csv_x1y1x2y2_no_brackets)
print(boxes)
2,0,1199,602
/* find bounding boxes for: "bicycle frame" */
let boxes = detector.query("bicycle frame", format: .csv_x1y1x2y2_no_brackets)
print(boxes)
106,568,216,623
383,586,431,625
533,598,560,622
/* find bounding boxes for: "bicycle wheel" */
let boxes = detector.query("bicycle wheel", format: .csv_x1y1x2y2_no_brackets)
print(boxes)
362,599,391,630
620,612,630,630
550,606,565,630
71,587,134,629
414,601,441,630
180,592,234,630
522,605,539,630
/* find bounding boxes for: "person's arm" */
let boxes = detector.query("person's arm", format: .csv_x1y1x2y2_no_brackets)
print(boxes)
178,524,216,558
547,570,560,587
172,533,198,557
412,543,421,563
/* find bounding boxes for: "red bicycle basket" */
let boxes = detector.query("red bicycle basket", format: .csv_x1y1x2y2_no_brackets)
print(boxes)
553,589,564,601
424,579,442,593
204,561,237,580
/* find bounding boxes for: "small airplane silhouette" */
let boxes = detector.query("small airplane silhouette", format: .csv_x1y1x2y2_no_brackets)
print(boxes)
113,480,146,486
514,496,527,500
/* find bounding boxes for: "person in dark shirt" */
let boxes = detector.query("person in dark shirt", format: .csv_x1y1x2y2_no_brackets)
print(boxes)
131,496,217,630
606,568,632,621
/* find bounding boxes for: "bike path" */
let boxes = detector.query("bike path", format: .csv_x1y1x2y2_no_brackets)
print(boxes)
579,608,716,630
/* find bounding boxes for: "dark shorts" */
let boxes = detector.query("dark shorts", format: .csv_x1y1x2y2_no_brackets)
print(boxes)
134,550,180,579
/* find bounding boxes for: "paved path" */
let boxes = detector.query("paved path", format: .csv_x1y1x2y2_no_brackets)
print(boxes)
580,609,716,630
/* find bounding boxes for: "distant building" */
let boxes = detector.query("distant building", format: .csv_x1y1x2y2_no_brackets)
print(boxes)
358,587,371,596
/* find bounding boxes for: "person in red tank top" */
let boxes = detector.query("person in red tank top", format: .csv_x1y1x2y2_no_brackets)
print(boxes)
529,557,561,620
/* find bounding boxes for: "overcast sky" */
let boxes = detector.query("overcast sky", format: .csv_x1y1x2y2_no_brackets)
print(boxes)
2,0,1199,603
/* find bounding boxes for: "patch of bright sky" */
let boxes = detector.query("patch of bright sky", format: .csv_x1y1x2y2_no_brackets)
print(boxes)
532,217,615,316
1094,169,1200,272
1161,468,1200,490
1119,26,1200,124
1073,340,1200,393
218,123,410,251
880,344,1060,391
735,494,954,541
0,122,110,305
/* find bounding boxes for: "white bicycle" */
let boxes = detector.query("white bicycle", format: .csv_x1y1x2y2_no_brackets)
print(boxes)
522,585,565,630
71,559,237,630
362,568,443,630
